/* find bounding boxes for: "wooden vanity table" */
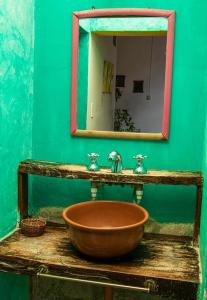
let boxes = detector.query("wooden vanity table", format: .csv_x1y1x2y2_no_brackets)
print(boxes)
0,160,203,300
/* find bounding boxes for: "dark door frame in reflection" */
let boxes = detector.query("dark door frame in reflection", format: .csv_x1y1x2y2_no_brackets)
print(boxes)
70,8,175,140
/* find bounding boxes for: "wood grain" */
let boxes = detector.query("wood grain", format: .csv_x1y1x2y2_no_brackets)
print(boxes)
18,159,203,185
72,130,164,140
0,227,199,299
18,172,29,220
193,184,203,243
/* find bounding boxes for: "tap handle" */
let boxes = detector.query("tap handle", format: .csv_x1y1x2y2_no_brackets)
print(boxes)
88,153,100,159
133,155,147,174
87,153,100,172
133,154,147,161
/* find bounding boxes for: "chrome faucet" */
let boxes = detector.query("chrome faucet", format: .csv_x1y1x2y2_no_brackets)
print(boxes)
87,153,100,171
108,151,122,173
133,154,147,174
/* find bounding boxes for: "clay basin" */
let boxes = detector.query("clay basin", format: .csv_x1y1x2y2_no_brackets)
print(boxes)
62,201,149,258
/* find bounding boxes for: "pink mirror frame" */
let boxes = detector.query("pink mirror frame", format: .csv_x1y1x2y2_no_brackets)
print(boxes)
70,8,175,140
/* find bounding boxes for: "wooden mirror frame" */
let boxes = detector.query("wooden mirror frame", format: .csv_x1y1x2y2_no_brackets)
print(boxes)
70,8,175,140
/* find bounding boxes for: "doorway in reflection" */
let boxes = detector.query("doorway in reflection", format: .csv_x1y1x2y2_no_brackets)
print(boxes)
86,34,167,133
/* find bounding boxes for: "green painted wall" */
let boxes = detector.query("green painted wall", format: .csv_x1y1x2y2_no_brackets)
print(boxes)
199,120,207,299
0,273,29,300
0,0,34,238
0,0,33,299
33,0,207,224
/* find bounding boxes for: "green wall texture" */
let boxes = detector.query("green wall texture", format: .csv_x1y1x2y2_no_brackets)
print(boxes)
0,0,33,298
199,115,207,299
33,0,207,224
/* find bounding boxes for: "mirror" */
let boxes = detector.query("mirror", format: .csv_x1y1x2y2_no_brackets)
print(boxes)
71,9,175,140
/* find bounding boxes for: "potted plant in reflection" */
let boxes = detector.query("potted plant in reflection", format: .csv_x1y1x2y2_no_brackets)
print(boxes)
114,88,136,132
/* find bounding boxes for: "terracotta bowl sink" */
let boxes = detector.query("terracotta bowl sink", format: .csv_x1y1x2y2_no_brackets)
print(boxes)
62,201,149,258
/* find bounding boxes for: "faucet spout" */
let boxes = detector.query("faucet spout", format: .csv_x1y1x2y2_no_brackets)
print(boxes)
108,151,122,173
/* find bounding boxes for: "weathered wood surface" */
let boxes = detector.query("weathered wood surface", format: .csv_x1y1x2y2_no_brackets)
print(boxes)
18,173,29,220
73,129,164,141
18,159,203,185
0,227,198,299
194,184,203,243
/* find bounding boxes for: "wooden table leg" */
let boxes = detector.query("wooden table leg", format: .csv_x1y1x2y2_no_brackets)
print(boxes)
193,184,203,243
18,172,29,220
104,286,113,300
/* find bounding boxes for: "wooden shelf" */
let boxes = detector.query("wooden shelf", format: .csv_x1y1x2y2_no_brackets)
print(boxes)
0,226,199,300
18,159,203,241
19,159,203,185
1,159,202,299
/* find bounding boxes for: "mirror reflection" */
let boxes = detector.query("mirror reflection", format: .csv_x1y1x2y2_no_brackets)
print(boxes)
77,16,169,134
87,35,166,133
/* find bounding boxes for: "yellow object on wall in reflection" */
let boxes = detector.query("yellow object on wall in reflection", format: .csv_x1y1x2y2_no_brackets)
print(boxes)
102,61,114,93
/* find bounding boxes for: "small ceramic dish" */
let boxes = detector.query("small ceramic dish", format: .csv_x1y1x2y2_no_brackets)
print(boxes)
21,218,46,237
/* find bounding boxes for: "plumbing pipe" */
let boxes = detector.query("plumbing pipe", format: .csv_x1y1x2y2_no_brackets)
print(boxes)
135,184,144,204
